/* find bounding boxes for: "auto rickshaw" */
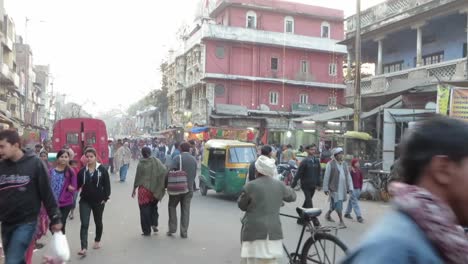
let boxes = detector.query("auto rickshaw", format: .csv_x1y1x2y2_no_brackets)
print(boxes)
199,139,257,196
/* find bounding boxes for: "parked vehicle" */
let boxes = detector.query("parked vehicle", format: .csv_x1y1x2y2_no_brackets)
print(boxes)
277,160,301,191
52,118,109,167
199,139,256,196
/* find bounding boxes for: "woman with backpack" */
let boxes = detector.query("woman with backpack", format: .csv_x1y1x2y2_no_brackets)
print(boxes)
77,148,111,256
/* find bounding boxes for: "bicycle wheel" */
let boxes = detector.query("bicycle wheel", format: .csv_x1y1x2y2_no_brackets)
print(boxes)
300,233,348,264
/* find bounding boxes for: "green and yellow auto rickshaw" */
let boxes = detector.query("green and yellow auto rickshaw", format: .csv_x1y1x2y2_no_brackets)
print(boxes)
199,139,257,196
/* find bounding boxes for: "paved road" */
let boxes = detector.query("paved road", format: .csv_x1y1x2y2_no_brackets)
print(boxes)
32,161,390,263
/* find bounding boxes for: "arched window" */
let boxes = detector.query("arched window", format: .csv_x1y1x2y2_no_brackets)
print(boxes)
284,16,294,33
321,21,331,38
246,10,257,29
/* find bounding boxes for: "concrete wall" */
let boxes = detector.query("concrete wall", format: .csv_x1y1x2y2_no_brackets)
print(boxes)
210,79,343,111
204,40,344,83
217,6,344,40
380,14,467,69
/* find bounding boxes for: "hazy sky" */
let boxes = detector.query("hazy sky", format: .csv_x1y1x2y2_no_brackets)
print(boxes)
5,0,385,115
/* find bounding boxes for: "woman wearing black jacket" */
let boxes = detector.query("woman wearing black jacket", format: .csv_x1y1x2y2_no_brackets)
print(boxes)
77,148,111,256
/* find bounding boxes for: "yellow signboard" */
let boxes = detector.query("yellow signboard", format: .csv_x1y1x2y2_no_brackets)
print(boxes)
436,85,450,116
450,88,468,120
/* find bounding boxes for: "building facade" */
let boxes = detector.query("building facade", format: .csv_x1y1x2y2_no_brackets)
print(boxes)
34,65,54,130
164,0,347,145
341,0,468,169
0,9,21,131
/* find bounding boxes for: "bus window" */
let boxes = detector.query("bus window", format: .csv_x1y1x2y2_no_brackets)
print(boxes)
86,132,96,144
66,132,79,144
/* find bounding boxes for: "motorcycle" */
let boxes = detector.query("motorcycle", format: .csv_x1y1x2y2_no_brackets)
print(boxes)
277,161,301,191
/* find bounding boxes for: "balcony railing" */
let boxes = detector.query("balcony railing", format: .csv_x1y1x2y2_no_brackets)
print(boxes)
346,58,467,99
0,63,20,88
346,0,454,32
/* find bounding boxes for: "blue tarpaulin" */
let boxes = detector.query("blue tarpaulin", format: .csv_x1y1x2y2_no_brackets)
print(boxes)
191,127,209,133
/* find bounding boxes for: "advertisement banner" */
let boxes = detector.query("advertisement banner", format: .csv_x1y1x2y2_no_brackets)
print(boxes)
449,88,468,120
436,85,450,115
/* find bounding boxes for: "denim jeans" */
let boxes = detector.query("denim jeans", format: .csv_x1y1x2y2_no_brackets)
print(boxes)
119,164,129,182
345,189,362,217
1,221,37,264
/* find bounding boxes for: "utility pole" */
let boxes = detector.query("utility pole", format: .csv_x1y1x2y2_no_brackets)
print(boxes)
353,0,362,131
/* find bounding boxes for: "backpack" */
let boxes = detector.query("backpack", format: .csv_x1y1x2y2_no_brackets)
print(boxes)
166,155,189,195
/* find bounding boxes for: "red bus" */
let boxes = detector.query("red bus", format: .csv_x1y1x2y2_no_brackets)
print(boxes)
52,118,109,166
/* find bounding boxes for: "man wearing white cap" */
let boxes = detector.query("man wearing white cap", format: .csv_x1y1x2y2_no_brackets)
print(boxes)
323,147,354,227
238,155,296,263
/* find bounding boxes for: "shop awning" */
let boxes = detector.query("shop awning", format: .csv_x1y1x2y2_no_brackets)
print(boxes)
361,95,402,119
211,114,266,120
293,108,354,122
190,127,209,133
389,110,436,123
443,80,468,87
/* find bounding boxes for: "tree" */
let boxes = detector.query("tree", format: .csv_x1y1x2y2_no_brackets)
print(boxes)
126,62,169,116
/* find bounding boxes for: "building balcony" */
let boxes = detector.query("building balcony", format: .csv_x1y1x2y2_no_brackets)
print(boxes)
345,0,462,37
171,23,347,64
2,36,14,51
0,63,19,89
201,24,347,54
345,58,467,103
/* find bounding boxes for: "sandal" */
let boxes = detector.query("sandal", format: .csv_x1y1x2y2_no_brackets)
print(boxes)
78,249,87,256
92,242,101,250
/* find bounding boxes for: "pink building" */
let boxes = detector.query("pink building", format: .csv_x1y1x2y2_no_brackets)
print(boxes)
165,0,346,145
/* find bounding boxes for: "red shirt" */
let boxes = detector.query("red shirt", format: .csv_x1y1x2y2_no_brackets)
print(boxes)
350,168,363,189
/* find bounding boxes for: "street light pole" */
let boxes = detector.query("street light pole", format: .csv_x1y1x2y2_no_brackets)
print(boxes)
353,0,362,131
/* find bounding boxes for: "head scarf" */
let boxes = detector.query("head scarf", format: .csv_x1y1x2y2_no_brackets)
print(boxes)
255,155,277,177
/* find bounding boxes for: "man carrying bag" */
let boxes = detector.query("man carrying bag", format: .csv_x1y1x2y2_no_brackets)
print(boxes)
166,142,197,239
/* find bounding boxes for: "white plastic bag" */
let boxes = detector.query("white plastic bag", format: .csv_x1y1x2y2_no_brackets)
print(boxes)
50,231,70,261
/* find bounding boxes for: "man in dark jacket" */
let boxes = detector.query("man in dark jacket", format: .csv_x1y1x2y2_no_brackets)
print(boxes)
0,130,62,264
248,145,273,182
292,144,321,226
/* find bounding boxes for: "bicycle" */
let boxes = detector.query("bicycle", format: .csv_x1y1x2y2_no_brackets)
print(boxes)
280,207,348,264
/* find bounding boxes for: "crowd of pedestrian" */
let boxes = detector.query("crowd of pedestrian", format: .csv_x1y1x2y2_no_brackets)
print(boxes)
2,116,467,263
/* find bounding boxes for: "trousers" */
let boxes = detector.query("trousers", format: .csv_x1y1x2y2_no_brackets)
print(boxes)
79,200,105,250
168,192,193,236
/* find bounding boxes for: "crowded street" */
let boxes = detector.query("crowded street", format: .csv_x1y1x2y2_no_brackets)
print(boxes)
2,0,468,263
31,161,389,264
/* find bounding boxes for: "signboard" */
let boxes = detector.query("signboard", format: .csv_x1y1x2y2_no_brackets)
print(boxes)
291,103,328,114
436,85,450,116
450,88,468,120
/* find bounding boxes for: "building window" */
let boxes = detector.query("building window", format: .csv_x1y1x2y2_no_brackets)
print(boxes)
329,63,337,76
271,57,278,71
246,11,257,29
383,61,404,74
321,22,330,38
284,16,294,33
215,84,225,97
301,60,309,73
215,46,224,59
299,94,308,104
269,91,279,105
422,52,444,66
